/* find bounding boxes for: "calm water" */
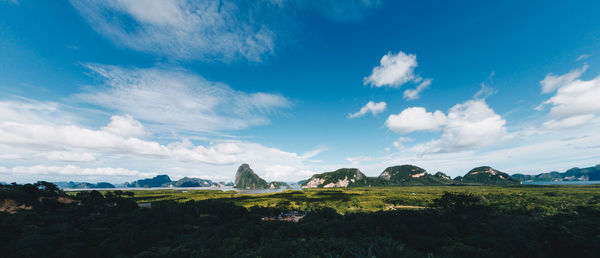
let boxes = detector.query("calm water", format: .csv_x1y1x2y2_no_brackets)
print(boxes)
521,180,600,185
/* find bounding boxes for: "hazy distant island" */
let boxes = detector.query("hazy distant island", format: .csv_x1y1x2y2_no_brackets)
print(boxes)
55,175,233,190
512,164,600,182
124,175,233,188
53,181,116,189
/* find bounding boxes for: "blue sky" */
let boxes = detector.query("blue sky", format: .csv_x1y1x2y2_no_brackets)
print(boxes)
1,0,599,183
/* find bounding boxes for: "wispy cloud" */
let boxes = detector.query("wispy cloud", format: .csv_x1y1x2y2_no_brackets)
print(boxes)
348,101,386,118
539,64,588,93
473,83,497,100
70,0,276,62
576,54,592,61
1,0,19,5
75,64,291,133
473,71,497,100
403,79,432,100
69,0,381,62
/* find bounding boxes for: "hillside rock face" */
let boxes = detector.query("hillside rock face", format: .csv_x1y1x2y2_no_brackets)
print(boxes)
434,172,451,180
268,181,290,189
379,165,428,182
377,165,453,186
234,164,268,189
458,166,520,185
302,168,367,188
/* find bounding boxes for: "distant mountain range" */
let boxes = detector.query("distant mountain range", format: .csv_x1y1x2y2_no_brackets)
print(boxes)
53,181,116,189
124,175,234,188
300,164,520,188
51,163,600,190
54,175,233,189
512,164,600,182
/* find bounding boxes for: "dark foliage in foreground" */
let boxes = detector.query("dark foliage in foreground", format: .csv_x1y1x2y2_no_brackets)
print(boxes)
1,183,600,257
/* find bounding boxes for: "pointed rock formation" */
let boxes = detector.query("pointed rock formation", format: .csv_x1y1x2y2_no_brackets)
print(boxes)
234,164,268,189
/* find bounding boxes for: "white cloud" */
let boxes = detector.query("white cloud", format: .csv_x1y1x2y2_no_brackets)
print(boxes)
344,69,600,177
425,100,507,153
0,118,236,165
36,151,96,162
364,51,419,88
539,65,600,129
0,165,156,177
403,79,432,100
386,100,507,153
101,115,146,138
346,120,600,178
385,107,446,133
75,64,291,133
543,75,600,118
540,64,588,93
348,101,387,118
0,99,324,182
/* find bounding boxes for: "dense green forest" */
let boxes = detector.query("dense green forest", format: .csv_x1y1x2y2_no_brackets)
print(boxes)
1,182,600,257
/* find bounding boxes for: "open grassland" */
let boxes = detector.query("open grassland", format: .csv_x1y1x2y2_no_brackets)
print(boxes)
117,184,600,215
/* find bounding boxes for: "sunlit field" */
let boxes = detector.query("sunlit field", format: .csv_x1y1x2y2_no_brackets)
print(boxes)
111,184,600,215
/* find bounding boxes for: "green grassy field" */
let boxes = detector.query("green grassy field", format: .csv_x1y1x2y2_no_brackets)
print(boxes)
116,184,600,215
